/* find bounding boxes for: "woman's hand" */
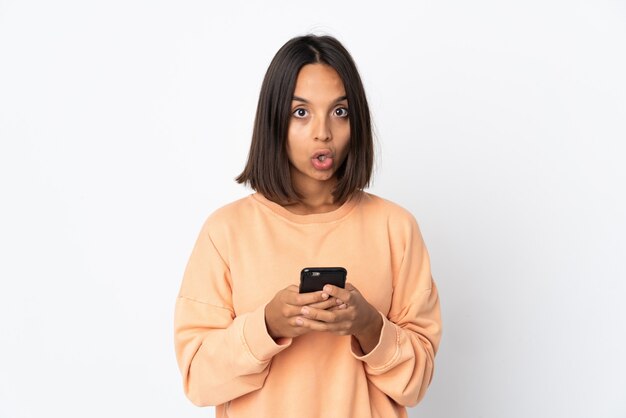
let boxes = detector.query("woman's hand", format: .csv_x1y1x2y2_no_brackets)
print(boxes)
297,283,384,354
264,285,338,339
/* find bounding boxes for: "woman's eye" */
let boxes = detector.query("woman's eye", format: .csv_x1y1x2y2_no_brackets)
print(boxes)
293,108,308,118
334,107,349,118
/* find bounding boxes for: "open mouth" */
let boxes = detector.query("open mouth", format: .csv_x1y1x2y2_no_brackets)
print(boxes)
312,150,333,160
311,150,334,170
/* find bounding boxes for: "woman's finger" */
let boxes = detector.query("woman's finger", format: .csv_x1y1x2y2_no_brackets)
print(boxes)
322,283,357,305
307,297,339,310
300,306,338,323
284,288,329,306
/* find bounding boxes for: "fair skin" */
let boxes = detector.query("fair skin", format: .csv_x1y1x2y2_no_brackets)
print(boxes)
264,64,383,354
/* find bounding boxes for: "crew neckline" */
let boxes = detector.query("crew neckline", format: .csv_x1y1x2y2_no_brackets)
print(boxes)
251,192,362,224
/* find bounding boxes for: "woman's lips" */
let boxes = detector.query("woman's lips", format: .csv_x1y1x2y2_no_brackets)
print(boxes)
311,150,334,170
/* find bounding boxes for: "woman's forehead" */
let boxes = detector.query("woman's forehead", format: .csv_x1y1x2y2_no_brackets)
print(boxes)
293,64,346,102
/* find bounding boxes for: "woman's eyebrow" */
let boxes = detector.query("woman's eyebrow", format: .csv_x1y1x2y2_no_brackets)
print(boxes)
292,95,348,103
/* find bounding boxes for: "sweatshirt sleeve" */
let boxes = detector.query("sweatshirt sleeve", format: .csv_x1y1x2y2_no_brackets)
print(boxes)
350,213,442,406
174,218,292,406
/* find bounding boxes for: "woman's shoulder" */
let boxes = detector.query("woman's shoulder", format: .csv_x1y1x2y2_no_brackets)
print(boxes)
211,194,255,215
360,193,425,244
199,194,258,231
360,192,419,223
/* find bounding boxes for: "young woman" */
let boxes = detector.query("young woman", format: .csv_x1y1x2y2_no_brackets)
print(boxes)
174,35,442,418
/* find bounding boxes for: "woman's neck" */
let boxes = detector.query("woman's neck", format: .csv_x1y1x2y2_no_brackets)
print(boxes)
285,174,340,215
284,196,340,215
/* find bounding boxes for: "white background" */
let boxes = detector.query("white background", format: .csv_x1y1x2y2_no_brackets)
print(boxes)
1,1,625,417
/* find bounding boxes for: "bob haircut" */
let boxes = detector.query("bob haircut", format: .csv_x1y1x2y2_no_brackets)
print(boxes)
236,35,374,205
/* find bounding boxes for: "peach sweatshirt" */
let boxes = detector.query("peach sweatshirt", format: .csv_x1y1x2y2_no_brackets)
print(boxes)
174,192,442,418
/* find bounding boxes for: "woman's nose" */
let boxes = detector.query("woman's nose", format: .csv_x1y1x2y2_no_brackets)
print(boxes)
314,116,331,142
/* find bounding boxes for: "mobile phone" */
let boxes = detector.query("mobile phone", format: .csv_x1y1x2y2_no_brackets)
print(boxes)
299,267,347,293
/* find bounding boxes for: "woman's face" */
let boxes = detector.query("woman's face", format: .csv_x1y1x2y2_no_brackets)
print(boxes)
286,63,350,192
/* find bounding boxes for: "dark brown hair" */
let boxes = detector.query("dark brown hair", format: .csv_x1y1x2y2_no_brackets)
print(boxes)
236,35,374,205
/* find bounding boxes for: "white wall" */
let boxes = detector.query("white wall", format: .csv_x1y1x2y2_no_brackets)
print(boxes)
1,1,625,417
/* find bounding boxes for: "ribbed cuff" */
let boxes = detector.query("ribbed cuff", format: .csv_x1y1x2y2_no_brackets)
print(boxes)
243,303,292,362
351,312,400,371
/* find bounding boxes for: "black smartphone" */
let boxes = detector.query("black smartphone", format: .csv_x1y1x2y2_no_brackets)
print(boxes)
299,267,347,293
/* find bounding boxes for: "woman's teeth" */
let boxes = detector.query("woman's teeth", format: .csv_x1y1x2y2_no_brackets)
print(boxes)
318,155,327,161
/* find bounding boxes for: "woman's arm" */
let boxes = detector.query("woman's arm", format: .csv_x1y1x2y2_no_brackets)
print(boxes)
352,216,442,406
174,220,292,406
351,284,441,406
296,214,442,406
175,298,288,406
